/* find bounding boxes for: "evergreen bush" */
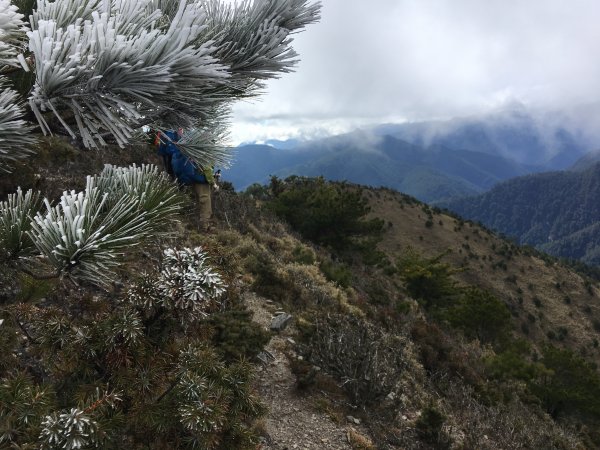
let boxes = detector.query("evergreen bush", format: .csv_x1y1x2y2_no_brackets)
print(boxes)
0,245,266,448
268,177,385,257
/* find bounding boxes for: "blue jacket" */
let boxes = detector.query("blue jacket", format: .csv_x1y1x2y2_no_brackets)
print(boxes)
172,151,207,185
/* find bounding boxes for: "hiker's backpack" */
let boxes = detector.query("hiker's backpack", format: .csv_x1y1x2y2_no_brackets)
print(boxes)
172,152,208,185
156,130,180,156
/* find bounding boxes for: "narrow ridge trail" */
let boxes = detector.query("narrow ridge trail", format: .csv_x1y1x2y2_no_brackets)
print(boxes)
245,292,373,450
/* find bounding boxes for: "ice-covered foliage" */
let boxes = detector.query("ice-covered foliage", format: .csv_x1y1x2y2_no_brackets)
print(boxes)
127,246,226,325
96,163,184,227
0,0,321,171
175,123,232,169
173,343,263,445
29,178,140,283
28,0,228,149
0,0,28,67
0,186,41,259
38,390,121,450
0,79,37,170
161,246,227,312
201,0,322,82
0,2,36,169
39,408,101,450
0,164,184,286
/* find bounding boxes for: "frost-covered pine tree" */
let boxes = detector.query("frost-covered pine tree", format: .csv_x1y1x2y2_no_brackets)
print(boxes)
1,0,320,169
0,0,320,285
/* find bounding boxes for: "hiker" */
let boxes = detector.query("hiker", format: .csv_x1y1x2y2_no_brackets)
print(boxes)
172,150,218,230
154,129,181,179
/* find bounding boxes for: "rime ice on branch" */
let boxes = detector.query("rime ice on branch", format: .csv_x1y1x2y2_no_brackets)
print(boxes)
0,0,321,170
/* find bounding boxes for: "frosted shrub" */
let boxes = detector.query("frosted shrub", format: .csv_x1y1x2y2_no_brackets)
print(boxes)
0,164,184,286
38,390,121,450
161,247,227,317
0,187,41,259
0,0,321,170
127,247,226,325
39,409,100,450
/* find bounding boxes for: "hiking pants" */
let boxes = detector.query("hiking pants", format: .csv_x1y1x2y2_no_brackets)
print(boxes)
192,182,212,224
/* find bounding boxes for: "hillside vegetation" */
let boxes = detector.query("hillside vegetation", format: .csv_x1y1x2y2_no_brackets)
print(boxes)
239,176,600,448
4,147,600,448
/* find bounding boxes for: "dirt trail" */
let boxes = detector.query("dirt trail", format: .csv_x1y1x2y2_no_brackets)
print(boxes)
245,292,369,450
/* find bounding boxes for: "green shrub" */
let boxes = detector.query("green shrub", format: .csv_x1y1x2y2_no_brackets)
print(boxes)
243,183,270,200
209,309,271,362
248,252,291,303
415,405,450,448
486,340,548,382
292,244,316,265
397,250,460,309
530,345,600,420
268,177,384,256
441,287,512,344
319,259,352,288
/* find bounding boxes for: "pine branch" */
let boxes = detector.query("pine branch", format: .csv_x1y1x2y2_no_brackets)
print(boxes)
18,265,60,280
22,165,184,287
14,315,37,344
0,78,38,172
0,0,29,67
0,187,41,259
156,373,182,403
16,0,321,170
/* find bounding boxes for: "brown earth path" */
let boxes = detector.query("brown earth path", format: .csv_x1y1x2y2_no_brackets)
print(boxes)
245,292,372,450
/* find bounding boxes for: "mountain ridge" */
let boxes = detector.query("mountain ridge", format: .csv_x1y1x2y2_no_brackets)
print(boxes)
445,162,600,265
226,109,595,203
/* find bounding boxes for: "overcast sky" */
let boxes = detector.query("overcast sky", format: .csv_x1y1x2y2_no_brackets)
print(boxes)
228,0,600,144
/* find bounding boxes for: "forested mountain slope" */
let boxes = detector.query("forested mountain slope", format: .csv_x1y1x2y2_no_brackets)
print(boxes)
445,162,600,265
374,106,590,168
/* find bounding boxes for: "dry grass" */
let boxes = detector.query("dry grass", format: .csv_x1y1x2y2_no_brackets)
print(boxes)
367,188,600,363
347,428,377,450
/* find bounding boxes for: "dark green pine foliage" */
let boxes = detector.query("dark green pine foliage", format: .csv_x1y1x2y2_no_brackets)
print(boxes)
446,163,600,265
268,176,385,257
441,287,512,344
209,309,271,362
531,345,600,420
397,250,461,309
0,252,266,449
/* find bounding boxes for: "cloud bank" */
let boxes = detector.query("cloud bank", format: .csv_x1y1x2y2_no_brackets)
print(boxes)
229,0,600,144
